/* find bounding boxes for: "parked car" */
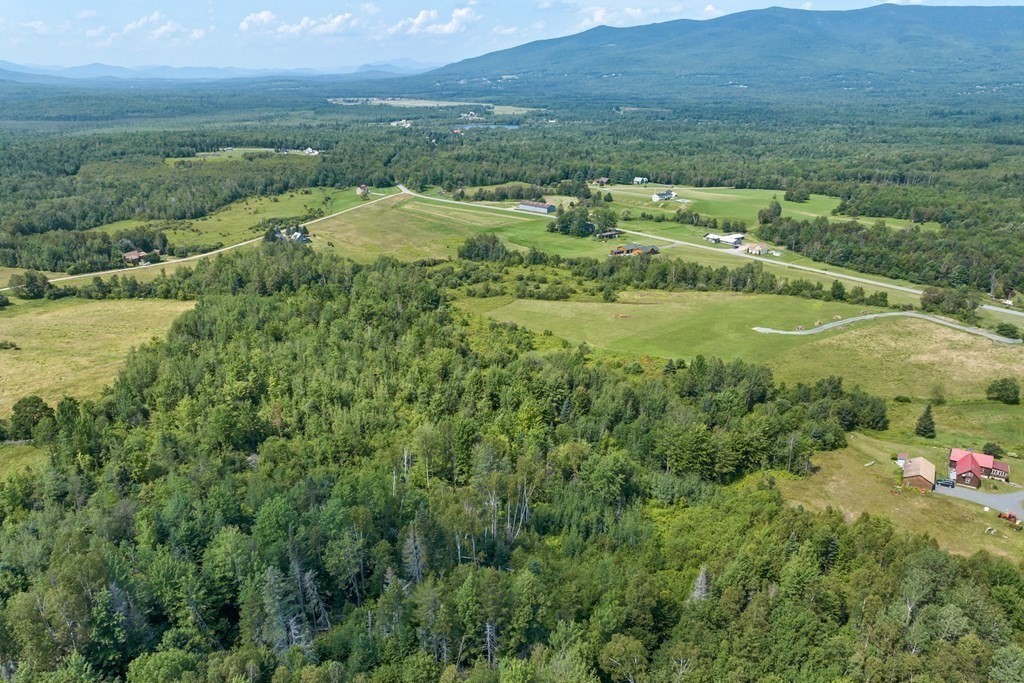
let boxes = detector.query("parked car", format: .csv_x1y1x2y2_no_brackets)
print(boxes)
936,479,955,488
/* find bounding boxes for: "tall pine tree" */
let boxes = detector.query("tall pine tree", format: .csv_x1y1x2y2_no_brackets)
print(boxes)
915,403,936,438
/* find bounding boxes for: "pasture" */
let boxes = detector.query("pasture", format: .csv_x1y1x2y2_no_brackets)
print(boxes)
0,297,194,415
310,194,622,261
464,290,1024,401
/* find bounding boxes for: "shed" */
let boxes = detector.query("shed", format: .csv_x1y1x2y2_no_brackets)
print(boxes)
903,457,936,491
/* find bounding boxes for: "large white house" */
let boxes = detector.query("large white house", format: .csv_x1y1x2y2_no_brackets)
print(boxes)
633,176,649,184
652,190,676,202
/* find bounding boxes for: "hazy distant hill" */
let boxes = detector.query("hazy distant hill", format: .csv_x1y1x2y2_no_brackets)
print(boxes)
419,5,1024,98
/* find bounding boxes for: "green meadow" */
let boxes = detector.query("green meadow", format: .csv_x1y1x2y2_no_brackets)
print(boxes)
0,296,195,415
311,195,621,261
463,290,1024,403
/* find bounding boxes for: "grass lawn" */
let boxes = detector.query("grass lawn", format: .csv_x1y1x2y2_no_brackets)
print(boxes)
0,443,46,479
463,290,1024,399
311,195,617,261
776,433,1024,559
0,297,194,415
887,400,1024,455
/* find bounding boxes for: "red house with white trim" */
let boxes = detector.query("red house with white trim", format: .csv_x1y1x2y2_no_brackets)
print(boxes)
948,448,1009,489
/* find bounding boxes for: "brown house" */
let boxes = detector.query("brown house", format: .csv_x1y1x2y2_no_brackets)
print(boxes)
610,243,660,256
902,457,936,492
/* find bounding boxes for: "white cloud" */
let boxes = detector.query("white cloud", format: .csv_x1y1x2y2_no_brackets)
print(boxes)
388,6,479,36
243,10,356,37
800,2,813,9
21,20,50,34
239,10,276,31
425,7,478,34
360,3,381,14
151,21,182,40
77,10,98,21
95,12,206,46
703,4,724,18
492,24,519,35
123,12,163,34
310,14,355,35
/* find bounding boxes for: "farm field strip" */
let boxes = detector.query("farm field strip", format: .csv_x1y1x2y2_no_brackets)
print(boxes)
3,191,397,290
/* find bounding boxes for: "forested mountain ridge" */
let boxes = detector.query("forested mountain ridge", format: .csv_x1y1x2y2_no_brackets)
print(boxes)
422,5,1024,98
7,246,1023,682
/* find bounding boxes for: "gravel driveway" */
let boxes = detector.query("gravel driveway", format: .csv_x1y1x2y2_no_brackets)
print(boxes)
933,484,1024,513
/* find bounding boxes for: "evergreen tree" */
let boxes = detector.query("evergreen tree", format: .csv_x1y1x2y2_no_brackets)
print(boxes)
915,403,936,438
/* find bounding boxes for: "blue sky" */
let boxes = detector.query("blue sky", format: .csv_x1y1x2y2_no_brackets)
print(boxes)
0,1,1015,69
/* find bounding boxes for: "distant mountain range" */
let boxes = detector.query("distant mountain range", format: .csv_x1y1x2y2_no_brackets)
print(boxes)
0,59,438,84
4,5,1024,103
415,4,1024,99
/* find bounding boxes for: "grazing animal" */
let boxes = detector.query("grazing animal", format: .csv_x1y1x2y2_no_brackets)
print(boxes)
814,320,822,327
795,325,805,331
833,315,842,321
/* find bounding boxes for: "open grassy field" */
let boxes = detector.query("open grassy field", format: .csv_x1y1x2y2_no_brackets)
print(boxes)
94,187,381,248
311,194,623,261
0,297,194,415
0,443,46,479
164,147,276,164
462,290,1024,400
776,433,1024,559
607,184,941,231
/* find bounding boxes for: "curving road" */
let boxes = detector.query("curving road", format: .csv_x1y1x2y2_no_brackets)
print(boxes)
394,185,1024,321
0,192,398,292
752,311,1023,345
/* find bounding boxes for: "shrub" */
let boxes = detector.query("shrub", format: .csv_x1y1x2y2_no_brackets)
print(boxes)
987,378,1021,405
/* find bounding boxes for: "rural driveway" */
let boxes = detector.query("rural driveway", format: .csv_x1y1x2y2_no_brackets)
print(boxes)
933,485,1024,514
753,311,1022,345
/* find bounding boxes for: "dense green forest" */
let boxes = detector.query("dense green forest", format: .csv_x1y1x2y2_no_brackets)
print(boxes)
3,245,1024,682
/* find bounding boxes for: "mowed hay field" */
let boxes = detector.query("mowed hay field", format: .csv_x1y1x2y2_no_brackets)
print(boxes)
311,195,620,261
466,290,1024,400
0,297,194,415
776,434,1024,558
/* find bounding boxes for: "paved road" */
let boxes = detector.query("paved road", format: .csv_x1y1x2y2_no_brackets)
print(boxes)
395,185,1024,321
0,192,397,291
933,484,1024,514
753,311,1022,345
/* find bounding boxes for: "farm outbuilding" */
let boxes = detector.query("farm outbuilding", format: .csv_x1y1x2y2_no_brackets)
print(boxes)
517,200,556,214
903,457,936,491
